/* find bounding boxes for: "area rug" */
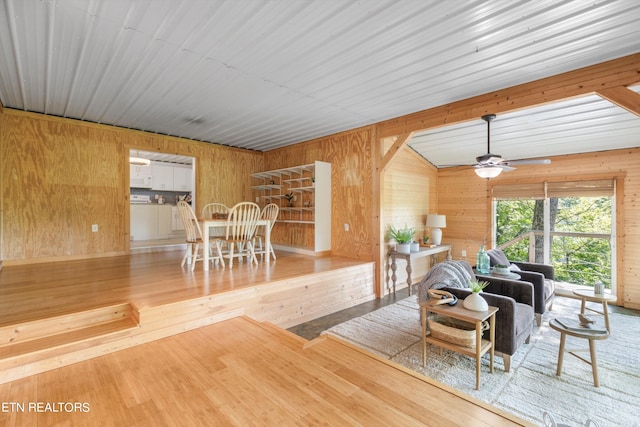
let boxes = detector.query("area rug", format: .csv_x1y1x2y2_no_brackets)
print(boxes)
323,296,640,427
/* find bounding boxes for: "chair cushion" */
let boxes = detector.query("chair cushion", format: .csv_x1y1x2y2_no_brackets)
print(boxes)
514,302,534,336
487,249,510,266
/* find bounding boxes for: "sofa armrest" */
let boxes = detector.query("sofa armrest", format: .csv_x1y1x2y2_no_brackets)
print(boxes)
512,261,555,280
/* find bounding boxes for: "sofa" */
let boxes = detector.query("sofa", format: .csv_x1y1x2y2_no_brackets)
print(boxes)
486,248,555,326
417,260,535,372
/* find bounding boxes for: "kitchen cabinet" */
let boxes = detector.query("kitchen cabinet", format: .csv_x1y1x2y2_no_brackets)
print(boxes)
151,162,192,191
172,206,185,231
173,165,192,191
130,164,152,188
151,163,174,191
130,205,174,241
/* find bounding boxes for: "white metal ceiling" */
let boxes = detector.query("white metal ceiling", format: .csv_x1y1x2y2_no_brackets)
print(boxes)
0,0,639,163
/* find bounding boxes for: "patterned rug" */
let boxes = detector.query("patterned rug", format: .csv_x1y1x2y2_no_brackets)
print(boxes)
323,296,640,427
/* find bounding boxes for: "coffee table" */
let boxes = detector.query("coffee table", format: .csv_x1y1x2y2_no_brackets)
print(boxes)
419,301,498,390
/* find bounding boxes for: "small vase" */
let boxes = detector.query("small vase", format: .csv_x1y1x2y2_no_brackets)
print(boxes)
463,292,488,312
410,242,420,252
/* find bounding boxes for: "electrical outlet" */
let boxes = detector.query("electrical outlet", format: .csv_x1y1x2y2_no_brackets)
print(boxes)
256,196,259,203
92,224,98,232
344,223,349,231
461,250,467,257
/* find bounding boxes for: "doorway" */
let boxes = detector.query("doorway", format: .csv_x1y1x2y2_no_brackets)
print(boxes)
129,150,195,251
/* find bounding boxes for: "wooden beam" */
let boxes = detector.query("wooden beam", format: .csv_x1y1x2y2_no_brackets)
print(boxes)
596,86,640,117
378,53,640,137
380,132,414,172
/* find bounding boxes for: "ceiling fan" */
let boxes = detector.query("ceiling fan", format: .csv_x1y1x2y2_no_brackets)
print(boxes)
473,114,550,178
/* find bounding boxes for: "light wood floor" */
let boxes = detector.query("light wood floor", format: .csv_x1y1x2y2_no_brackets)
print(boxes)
0,250,532,425
0,315,531,426
0,249,367,326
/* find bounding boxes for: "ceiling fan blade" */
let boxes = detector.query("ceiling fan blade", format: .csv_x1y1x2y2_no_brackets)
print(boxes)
498,164,516,172
504,158,551,166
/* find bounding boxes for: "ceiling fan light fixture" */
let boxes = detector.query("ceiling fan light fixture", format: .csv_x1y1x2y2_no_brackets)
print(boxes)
474,166,503,179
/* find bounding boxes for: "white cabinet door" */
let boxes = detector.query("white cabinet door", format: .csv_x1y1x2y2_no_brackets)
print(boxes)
172,207,185,231
173,165,192,191
151,162,174,190
157,205,173,238
130,205,157,241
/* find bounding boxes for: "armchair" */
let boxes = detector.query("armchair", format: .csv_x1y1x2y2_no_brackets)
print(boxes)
416,260,535,372
486,248,555,326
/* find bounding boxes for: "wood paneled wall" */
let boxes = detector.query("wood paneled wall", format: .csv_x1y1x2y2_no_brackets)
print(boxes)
0,110,263,264
262,127,375,260
381,138,438,295
438,147,640,310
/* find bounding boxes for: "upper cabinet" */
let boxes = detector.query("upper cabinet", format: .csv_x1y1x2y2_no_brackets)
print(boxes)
150,162,192,192
251,161,331,252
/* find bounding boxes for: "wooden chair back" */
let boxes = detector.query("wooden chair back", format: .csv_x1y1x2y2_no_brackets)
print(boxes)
177,201,202,243
202,203,229,219
225,202,261,242
260,203,279,232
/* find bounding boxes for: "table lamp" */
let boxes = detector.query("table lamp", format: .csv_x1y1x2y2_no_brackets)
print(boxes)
426,214,446,245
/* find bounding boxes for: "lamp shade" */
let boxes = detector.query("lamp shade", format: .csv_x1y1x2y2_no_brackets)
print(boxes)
426,214,446,229
474,167,502,179
426,214,446,245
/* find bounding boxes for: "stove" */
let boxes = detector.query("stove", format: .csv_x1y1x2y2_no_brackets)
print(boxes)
130,195,151,204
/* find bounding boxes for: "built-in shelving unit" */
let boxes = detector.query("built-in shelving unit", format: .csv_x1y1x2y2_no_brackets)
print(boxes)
251,161,331,252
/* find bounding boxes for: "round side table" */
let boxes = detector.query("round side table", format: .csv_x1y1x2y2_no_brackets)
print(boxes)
573,288,616,333
549,319,609,387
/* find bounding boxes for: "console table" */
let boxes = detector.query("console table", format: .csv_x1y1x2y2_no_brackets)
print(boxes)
388,244,452,295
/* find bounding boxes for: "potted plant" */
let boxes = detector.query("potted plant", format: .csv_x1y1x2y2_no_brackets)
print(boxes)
284,192,294,207
387,225,415,254
463,279,490,311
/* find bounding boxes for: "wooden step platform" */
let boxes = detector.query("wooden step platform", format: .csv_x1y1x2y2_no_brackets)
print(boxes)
0,251,376,383
0,316,532,426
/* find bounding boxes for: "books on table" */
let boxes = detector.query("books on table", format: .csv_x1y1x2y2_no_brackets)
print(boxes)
555,316,608,334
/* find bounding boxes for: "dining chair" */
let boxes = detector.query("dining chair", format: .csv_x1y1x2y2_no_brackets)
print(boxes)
254,203,279,261
177,201,224,271
223,202,261,268
201,203,230,243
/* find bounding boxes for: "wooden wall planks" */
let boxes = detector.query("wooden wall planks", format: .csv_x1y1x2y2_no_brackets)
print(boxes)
0,110,263,263
381,137,438,295
263,127,375,260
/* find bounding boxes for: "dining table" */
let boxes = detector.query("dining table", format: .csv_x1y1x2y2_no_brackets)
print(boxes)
199,218,272,271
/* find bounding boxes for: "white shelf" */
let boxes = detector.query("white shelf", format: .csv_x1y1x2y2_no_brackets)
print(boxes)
251,161,331,252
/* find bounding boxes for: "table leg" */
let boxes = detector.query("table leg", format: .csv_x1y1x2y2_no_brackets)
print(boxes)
580,297,586,316
475,320,482,390
265,221,271,265
203,223,210,271
489,313,495,374
405,257,413,296
602,301,610,333
421,306,427,367
589,339,599,387
556,332,566,376
390,255,398,295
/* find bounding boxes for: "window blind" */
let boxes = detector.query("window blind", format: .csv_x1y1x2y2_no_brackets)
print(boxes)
492,179,615,199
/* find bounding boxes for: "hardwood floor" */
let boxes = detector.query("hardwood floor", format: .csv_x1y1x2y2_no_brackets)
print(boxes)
0,316,532,426
0,251,534,425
